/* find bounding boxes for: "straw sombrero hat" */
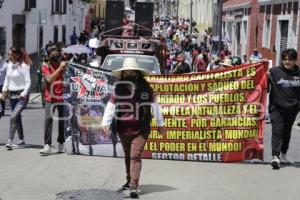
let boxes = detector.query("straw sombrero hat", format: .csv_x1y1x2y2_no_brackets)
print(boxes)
111,57,151,78
219,58,233,67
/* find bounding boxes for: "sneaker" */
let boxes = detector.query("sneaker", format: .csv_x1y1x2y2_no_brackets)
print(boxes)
40,144,52,155
16,140,25,146
5,140,13,150
117,182,130,192
129,188,139,199
65,136,73,155
281,153,294,164
271,156,280,169
57,143,65,153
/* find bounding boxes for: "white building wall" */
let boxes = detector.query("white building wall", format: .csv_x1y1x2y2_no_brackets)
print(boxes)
178,0,213,31
67,0,90,39
0,0,90,55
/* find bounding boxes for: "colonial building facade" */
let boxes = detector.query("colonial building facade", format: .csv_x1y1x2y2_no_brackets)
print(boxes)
0,0,90,55
0,0,90,91
178,0,214,32
222,0,300,65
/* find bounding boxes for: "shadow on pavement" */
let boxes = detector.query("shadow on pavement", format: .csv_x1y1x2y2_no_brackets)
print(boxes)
280,162,300,169
0,143,44,149
240,160,300,168
56,189,123,200
138,184,177,195
25,106,44,110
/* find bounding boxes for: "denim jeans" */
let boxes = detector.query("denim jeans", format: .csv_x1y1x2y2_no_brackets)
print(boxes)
9,96,28,141
0,85,5,116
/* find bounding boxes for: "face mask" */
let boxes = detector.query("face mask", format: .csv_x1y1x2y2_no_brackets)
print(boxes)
50,55,61,64
123,76,137,83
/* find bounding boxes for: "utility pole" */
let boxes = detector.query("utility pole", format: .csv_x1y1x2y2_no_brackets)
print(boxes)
177,0,179,17
190,0,193,35
218,0,223,55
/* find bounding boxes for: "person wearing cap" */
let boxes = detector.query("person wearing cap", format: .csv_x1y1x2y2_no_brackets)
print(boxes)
250,49,262,63
101,57,165,198
218,57,233,70
40,44,68,155
207,55,221,71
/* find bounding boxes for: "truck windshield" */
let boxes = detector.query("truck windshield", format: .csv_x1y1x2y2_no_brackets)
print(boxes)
102,55,160,74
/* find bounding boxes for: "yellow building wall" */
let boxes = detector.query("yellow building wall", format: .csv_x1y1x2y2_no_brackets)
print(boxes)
91,0,106,19
178,0,213,32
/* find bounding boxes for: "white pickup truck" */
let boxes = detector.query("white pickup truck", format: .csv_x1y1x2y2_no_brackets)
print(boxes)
101,54,161,75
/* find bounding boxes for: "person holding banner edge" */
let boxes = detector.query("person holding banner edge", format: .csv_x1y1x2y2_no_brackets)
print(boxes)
269,48,300,169
101,57,165,198
40,44,68,155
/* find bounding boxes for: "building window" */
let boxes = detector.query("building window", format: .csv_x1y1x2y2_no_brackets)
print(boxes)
54,26,59,43
263,20,271,48
25,0,36,11
52,0,67,14
0,27,6,55
62,25,66,44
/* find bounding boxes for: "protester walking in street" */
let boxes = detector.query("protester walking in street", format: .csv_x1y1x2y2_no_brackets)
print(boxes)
0,52,7,117
101,58,165,198
217,57,233,70
250,49,262,63
269,48,300,169
191,47,207,72
2,47,31,149
40,44,67,155
170,53,191,74
207,55,221,71
70,27,78,45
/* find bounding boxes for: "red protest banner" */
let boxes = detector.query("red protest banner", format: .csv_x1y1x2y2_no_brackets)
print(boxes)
144,61,268,162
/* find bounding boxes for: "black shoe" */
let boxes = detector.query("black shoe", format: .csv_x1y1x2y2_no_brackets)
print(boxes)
130,188,139,199
117,182,130,192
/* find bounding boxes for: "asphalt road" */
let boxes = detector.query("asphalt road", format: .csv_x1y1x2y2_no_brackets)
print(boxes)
0,94,300,200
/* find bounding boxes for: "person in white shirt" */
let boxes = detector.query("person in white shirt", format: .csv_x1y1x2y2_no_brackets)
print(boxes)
1,47,31,149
